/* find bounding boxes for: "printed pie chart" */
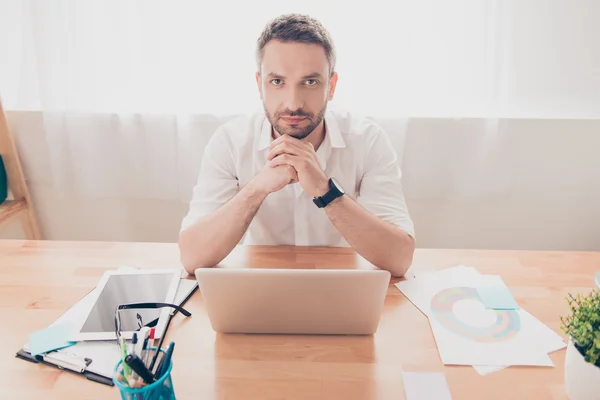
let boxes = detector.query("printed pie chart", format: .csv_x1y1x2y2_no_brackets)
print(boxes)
429,286,521,343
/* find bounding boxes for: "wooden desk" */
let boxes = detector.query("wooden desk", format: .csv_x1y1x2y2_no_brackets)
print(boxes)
0,240,598,399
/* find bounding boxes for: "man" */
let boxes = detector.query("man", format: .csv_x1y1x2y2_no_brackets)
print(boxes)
179,13,415,277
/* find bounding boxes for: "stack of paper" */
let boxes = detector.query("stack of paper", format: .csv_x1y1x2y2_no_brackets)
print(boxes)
395,265,566,375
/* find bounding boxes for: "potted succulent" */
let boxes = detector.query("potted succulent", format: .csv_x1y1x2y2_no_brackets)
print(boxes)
560,288,600,400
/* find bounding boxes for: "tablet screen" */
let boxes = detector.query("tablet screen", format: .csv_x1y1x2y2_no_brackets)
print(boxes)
79,271,177,334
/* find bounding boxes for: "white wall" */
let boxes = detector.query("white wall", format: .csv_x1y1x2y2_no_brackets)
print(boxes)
2,112,599,251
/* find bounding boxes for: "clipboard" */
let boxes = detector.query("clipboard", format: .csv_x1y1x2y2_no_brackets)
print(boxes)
15,274,198,386
15,347,115,386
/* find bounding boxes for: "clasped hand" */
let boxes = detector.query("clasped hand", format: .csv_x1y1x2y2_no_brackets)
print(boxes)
249,134,329,198
266,135,330,198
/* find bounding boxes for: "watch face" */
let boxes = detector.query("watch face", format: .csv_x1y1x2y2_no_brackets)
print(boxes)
330,177,345,194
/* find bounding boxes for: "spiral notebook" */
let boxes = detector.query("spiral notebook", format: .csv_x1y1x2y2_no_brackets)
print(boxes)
15,273,198,386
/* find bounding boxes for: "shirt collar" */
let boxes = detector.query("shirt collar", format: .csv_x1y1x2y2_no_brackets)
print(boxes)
257,109,346,152
257,116,272,151
323,110,346,149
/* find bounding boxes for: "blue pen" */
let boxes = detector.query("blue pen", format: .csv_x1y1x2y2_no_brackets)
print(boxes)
129,333,138,379
156,342,175,379
131,332,138,353
141,337,149,367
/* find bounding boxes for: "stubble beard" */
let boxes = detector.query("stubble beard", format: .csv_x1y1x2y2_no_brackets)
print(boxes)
264,103,327,140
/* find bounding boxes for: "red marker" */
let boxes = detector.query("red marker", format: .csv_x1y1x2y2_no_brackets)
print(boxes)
144,328,156,367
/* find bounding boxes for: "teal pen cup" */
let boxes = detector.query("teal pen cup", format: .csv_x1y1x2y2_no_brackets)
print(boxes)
113,350,176,400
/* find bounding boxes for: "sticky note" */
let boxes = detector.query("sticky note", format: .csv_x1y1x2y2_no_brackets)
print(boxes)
28,323,76,356
402,372,452,400
476,286,520,310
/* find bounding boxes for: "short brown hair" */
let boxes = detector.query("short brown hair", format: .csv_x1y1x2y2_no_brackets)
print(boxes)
256,13,336,76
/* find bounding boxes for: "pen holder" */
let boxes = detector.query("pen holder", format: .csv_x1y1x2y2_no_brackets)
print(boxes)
113,350,176,400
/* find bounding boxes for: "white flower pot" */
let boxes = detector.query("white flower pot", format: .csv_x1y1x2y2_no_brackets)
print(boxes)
565,337,600,400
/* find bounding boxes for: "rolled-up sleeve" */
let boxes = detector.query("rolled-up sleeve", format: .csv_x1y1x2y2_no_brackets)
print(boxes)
356,127,415,239
180,128,239,233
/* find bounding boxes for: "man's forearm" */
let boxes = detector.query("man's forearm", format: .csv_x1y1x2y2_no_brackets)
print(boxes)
179,183,267,274
324,195,415,277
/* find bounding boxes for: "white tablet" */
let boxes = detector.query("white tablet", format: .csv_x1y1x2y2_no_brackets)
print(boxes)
69,269,181,341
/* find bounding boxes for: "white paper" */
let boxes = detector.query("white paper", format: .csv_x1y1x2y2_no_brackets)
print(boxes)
472,339,567,375
395,266,565,369
58,341,122,377
426,277,553,366
402,372,453,400
397,266,480,314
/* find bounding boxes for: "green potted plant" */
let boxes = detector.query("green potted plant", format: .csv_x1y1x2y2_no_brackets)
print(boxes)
560,288,600,400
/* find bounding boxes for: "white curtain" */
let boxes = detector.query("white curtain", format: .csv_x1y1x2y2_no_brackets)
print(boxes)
1,0,599,202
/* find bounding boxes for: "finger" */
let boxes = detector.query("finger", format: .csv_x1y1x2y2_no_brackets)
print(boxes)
306,142,319,164
271,134,311,151
268,154,304,171
270,135,299,152
271,136,318,166
287,166,299,183
297,140,319,165
268,154,294,168
267,142,309,161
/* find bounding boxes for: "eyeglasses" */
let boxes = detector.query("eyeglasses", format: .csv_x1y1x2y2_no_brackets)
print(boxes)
114,302,192,343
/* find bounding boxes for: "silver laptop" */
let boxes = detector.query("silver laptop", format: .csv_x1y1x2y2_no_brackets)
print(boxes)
195,268,391,335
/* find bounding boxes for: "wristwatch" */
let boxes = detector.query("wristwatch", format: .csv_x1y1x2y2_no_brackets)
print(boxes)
313,177,345,208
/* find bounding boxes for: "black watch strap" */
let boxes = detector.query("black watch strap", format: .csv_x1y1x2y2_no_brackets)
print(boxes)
313,178,344,208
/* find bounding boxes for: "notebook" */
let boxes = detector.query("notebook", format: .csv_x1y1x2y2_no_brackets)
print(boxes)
15,273,198,386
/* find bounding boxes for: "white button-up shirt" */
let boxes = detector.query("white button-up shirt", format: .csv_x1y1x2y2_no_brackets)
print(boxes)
181,109,415,246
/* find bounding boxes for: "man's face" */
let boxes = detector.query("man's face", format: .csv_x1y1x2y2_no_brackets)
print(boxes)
256,40,337,139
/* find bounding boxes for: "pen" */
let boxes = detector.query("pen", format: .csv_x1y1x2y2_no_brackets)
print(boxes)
145,328,156,368
131,332,138,356
129,332,138,380
151,352,164,375
149,328,156,351
141,337,149,368
148,312,174,372
124,354,156,384
155,342,175,380
134,327,150,357
119,338,131,381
